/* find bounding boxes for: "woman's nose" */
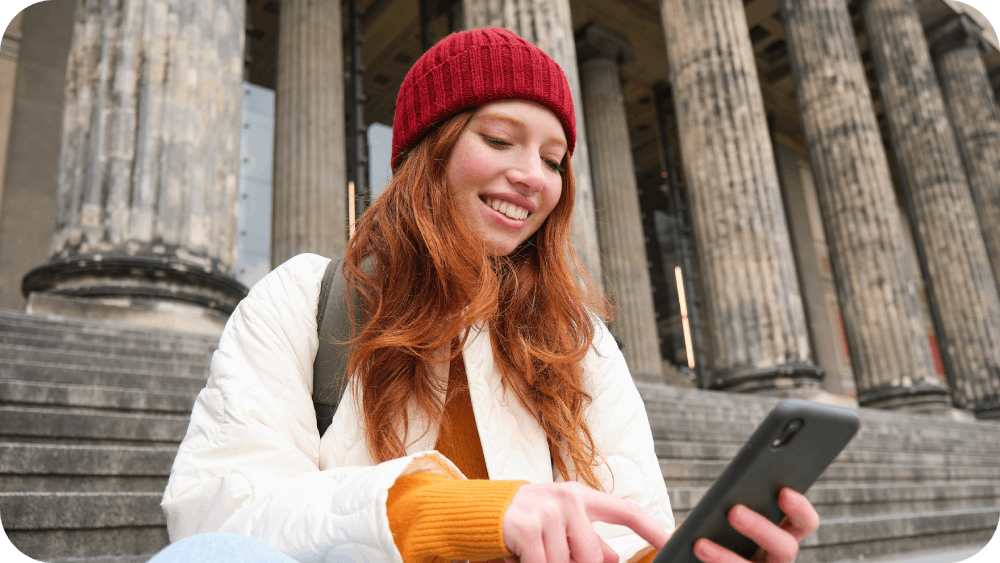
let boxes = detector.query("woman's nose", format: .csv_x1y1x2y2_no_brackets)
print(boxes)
506,152,547,194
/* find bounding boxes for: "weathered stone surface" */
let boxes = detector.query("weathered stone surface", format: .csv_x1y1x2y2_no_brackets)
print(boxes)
6,526,168,560
23,0,247,316
271,0,347,265
862,0,1000,418
462,0,602,284
577,26,662,381
2,309,999,562
931,15,1000,299
778,0,946,410
658,0,819,391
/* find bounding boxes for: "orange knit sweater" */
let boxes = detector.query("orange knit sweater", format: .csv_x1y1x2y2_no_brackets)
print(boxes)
385,353,658,563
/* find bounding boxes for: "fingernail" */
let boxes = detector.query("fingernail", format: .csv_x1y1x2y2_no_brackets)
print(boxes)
694,539,715,562
731,504,748,523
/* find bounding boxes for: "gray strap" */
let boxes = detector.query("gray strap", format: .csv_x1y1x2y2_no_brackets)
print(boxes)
313,258,361,437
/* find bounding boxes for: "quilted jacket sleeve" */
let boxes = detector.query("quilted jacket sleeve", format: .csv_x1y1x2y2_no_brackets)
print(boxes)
574,318,677,560
160,253,459,563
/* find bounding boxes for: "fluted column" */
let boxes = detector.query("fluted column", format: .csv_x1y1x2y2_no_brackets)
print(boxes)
576,25,662,381
271,0,346,265
862,0,1000,418
22,0,247,317
659,0,821,392
463,0,602,285
778,0,947,410
931,15,1000,297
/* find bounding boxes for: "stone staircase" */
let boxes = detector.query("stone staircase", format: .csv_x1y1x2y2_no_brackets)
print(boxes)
0,309,215,562
1,307,998,562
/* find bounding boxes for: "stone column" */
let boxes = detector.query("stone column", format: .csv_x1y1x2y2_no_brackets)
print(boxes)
271,0,346,266
930,15,1000,297
658,0,821,392
576,25,662,381
862,0,1000,418
463,0,602,285
21,0,247,328
777,0,947,410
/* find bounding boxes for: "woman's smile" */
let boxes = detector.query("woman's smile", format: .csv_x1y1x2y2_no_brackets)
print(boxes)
482,196,531,221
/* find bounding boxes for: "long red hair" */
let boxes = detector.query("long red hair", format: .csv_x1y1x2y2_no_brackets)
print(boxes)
343,109,612,489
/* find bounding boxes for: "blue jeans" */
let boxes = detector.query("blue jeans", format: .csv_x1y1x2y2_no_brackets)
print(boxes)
148,533,299,563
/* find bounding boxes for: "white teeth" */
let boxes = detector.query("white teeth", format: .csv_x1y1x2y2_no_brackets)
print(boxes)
485,197,529,221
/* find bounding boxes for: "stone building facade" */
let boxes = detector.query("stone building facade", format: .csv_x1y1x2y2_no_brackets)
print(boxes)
1,0,1000,419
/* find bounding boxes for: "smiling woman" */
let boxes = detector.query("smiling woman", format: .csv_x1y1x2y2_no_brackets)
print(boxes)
156,26,819,563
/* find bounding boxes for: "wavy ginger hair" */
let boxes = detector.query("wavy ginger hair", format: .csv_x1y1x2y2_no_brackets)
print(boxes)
343,108,612,489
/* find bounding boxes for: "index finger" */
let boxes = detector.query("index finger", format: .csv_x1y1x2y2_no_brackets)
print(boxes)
582,490,672,550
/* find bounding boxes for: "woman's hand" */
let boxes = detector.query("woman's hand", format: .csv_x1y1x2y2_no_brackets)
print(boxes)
502,481,671,563
693,488,820,563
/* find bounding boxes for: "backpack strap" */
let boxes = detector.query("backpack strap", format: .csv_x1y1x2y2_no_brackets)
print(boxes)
313,258,361,437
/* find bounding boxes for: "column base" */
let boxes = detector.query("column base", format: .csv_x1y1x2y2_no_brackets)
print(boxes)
857,382,951,413
22,252,248,317
710,362,824,393
26,292,229,336
972,395,1000,421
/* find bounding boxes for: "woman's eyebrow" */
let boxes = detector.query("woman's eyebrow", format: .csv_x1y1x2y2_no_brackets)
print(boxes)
477,113,567,151
477,113,525,130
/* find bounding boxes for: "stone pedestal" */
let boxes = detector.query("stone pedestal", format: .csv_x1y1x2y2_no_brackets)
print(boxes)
779,0,947,410
22,0,248,327
862,0,1000,418
658,0,821,392
462,0,602,285
271,0,347,265
931,15,1000,298
577,25,662,381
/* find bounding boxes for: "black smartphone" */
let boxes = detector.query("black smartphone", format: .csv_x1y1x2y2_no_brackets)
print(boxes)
653,398,860,563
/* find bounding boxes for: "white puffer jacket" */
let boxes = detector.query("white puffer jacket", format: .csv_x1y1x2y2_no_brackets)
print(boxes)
161,253,674,563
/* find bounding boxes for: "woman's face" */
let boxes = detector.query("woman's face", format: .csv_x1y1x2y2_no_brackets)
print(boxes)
445,100,567,256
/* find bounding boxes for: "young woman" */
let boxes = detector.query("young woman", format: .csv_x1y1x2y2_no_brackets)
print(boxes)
158,27,818,563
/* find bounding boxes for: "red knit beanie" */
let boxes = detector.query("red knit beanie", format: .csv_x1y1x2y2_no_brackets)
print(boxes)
391,27,576,171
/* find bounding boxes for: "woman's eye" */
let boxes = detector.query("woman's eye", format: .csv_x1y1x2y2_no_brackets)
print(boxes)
544,158,565,173
483,135,511,147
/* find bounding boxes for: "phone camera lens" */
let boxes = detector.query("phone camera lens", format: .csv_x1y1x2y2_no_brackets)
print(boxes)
772,419,804,448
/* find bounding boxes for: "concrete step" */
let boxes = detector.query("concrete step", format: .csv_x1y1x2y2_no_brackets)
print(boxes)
836,542,994,563
648,422,1000,457
637,383,1000,436
668,481,1000,521
0,309,218,345
0,345,208,377
659,458,1000,487
0,406,189,445
0,311,218,352
644,404,1000,443
0,360,208,394
0,492,168,560
0,443,176,492
798,507,1000,563
0,332,212,364
653,440,1000,468
0,380,197,414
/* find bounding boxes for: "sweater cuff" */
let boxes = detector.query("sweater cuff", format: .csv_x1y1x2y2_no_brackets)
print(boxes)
387,472,526,562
